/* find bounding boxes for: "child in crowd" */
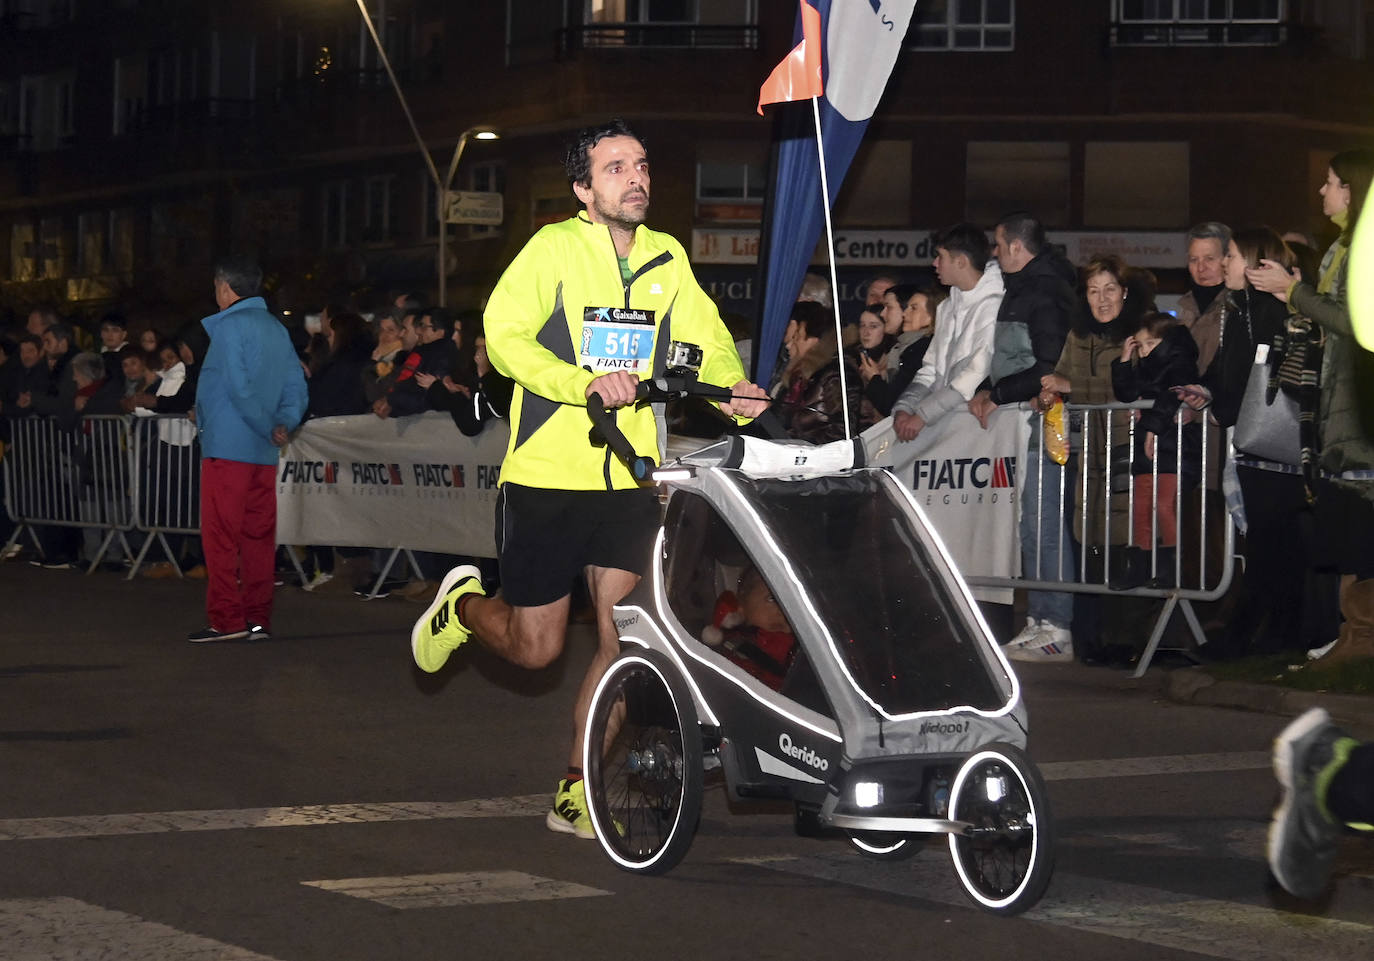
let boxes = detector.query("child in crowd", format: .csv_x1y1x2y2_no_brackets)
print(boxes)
1109,311,1201,589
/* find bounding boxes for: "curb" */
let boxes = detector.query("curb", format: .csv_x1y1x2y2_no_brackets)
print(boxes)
1163,670,1374,735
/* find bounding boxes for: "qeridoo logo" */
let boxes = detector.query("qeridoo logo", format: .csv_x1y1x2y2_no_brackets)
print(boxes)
778,733,829,771
918,719,969,736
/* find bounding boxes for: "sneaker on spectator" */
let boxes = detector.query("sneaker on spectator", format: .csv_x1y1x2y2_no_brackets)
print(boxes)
184,564,208,580
142,561,180,580
1269,707,1349,899
1007,627,1073,663
187,625,250,643
247,623,272,641
411,565,483,672
2,543,23,561
1002,617,1043,650
545,777,596,839
353,575,408,599
37,558,76,571
302,570,334,592
1307,639,1339,661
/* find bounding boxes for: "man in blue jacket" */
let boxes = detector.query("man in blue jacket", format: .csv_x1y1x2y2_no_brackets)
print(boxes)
190,256,307,643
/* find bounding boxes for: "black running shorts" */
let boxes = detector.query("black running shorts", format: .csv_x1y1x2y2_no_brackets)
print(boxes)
494,483,662,607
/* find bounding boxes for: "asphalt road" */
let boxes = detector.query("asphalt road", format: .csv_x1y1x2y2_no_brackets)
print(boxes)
2,563,1372,960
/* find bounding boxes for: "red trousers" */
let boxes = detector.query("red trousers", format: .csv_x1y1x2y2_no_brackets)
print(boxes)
201,458,277,632
1131,473,1180,547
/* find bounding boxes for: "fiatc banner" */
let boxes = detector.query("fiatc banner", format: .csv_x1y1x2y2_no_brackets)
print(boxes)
863,406,1030,601
276,412,507,556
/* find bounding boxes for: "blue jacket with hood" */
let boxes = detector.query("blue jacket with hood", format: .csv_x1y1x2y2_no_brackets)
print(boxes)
195,296,308,466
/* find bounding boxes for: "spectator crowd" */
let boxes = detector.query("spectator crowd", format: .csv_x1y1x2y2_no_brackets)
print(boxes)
2,147,1372,674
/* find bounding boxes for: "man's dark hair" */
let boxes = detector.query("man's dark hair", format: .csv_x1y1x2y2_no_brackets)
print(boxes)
424,306,454,338
45,321,74,347
790,299,832,341
996,211,1047,257
99,310,128,331
18,333,43,352
213,256,264,297
935,222,992,272
564,118,644,189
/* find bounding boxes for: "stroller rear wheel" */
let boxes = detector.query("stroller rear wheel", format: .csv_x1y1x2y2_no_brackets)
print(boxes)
584,650,703,874
946,743,1054,915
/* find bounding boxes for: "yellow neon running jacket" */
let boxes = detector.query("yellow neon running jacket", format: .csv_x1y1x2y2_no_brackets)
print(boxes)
484,212,747,491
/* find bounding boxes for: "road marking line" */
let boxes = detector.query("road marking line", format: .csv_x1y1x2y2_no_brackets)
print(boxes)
1039,751,1270,781
732,853,1373,961
0,896,285,960
0,752,1272,843
301,871,611,908
0,795,551,842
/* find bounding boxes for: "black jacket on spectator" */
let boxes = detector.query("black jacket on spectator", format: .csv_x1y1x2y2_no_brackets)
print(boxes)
308,339,373,417
1199,288,1289,429
385,339,456,417
861,331,931,418
426,367,514,436
1111,325,1202,488
986,252,1078,405
28,348,78,418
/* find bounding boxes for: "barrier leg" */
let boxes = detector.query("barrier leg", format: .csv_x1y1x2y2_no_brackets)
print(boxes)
403,549,425,582
127,532,157,580
364,547,404,599
85,528,118,575
1131,594,1206,677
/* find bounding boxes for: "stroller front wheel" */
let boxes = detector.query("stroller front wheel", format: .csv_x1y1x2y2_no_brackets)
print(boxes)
584,650,703,874
946,743,1055,915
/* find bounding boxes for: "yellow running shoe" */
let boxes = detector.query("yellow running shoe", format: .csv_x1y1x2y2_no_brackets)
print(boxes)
546,777,596,840
410,564,483,672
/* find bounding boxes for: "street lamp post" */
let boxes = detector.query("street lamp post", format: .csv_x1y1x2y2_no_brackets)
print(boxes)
436,126,499,308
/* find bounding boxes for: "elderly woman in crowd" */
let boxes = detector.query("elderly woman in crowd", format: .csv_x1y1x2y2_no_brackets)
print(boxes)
1249,148,1374,664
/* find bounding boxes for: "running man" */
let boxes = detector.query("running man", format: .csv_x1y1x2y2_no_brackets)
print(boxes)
411,119,769,839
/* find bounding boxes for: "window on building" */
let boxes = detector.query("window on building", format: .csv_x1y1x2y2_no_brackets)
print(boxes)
323,181,349,248
0,82,14,137
364,175,398,244
10,222,35,282
18,70,74,150
76,212,108,276
576,0,758,49
910,0,1014,51
1083,141,1190,228
210,30,257,118
965,141,1070,226
1111,0,1287,46
696,160,765,222
39,215,64,280
113,55,147,136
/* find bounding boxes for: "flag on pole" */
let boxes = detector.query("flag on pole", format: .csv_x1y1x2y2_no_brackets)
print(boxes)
753,0,919,386
757,0,823,114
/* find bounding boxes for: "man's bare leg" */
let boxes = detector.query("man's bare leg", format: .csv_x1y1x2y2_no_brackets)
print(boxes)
461,592,572,670
569,565,639,768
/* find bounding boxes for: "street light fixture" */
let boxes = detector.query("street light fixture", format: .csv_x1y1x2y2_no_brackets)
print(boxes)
437,126,500,307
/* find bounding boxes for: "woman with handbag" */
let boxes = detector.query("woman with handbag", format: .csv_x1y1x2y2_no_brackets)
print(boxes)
1176,228,1319,654
1249,149,1374,664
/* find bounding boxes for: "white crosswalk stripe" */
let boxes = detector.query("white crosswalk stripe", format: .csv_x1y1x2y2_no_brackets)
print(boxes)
302,871,611,908
731,853,1374,961
0,897,286,961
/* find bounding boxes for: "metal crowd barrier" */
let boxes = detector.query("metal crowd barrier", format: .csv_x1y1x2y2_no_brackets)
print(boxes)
1,414,137,573
126,414,201,578
964,401,1237,677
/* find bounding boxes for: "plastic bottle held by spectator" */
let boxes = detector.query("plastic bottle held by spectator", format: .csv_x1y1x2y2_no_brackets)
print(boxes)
1043,395,1069,465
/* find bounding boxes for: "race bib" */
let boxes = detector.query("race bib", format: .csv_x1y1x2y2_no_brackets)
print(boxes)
580,307,656,373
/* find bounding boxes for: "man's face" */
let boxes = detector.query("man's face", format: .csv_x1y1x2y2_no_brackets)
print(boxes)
41,331,66,360
378,316,399,343
933,247,962,287
417,314,443,345
26,311,48,337
573,135,650,230
1187,237,1225,287
19,342,40,367
400,315,421,351
865,277,895,307
992,226,1029,274
100,325,125,350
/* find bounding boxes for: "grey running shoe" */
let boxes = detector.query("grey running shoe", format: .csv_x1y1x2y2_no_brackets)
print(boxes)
1269,707,1344,899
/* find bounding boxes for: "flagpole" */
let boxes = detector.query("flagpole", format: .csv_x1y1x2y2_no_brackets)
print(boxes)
810,95,852,441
